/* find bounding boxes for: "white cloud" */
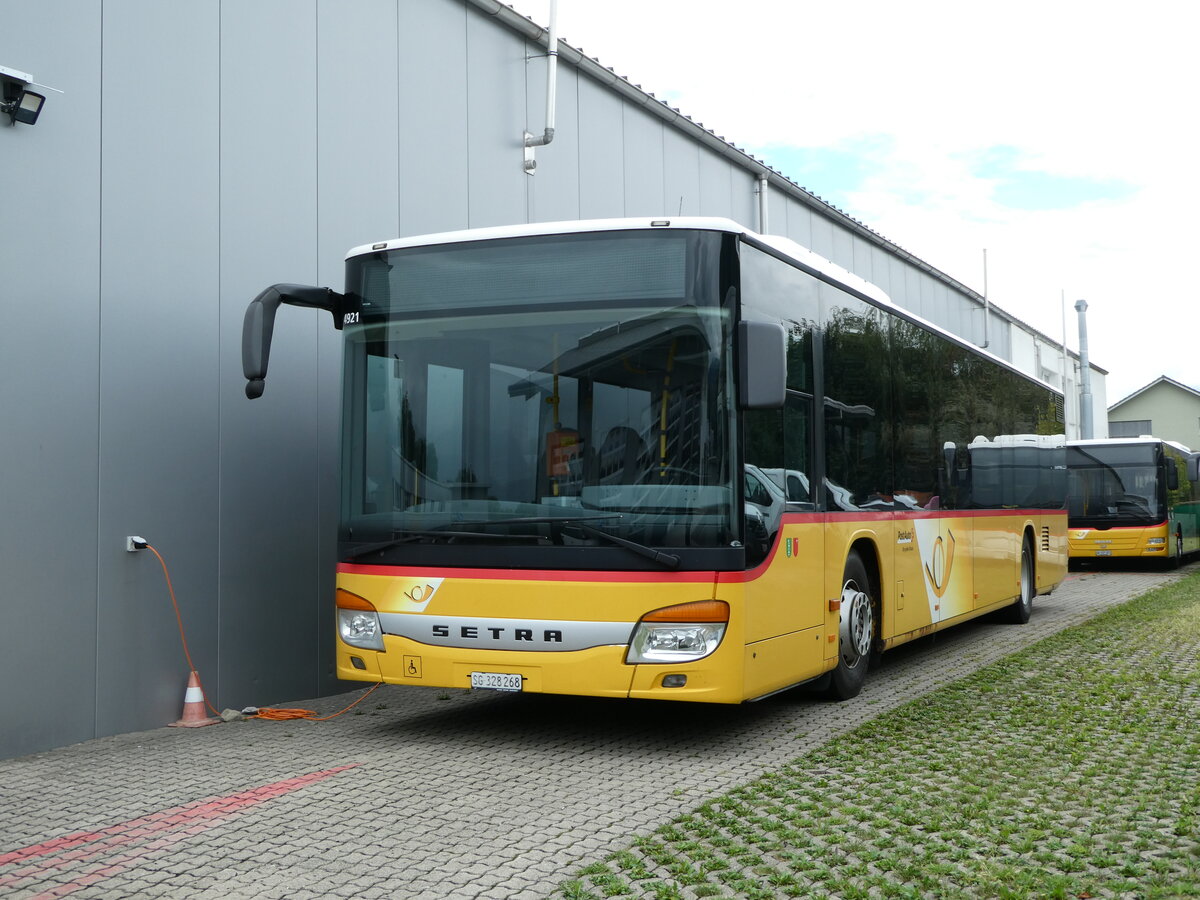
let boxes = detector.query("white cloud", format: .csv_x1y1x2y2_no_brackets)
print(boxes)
511,0,1200,403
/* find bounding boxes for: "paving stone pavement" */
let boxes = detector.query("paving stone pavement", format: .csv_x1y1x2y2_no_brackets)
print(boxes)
1,564,1190,900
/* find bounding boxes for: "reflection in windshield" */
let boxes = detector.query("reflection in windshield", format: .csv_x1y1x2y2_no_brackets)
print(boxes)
341,304,736,558
1067,445,1161,523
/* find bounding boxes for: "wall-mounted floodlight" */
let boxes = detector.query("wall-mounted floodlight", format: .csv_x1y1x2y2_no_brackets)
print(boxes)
1,65,48,126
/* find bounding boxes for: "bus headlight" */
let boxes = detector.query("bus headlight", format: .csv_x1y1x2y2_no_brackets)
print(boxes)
337,589,385,651
626,600,728,664
1146,538,1166,545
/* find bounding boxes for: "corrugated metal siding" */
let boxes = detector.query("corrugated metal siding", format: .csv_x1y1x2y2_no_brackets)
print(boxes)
0,0,103,756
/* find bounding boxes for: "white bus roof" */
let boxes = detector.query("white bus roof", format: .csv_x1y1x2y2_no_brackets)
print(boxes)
1067,436,1193,454
346,216,891,307
969,434,1065,448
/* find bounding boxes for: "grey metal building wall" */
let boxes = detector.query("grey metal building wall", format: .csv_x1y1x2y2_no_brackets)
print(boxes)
0,0,1082,760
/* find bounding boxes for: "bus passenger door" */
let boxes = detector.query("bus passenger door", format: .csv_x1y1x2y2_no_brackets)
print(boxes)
893,509,936,634
740,395,827,697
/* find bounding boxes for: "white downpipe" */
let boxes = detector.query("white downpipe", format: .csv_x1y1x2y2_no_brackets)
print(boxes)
758,175,769,233
523,0,558,171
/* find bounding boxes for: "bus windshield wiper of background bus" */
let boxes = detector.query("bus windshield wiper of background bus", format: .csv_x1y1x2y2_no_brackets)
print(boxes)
1066,437,1200,565
242,218,1071,704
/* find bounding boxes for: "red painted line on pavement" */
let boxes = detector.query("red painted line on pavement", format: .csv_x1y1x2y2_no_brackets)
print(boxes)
0,764,360,897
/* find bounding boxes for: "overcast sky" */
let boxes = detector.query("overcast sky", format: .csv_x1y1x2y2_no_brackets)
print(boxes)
509,0,1200,406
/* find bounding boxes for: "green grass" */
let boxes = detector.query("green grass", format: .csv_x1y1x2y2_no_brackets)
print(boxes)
556,571,1200,899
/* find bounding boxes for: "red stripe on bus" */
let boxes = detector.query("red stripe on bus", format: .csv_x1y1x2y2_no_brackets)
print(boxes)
824,508,1062,520
337,563,717,582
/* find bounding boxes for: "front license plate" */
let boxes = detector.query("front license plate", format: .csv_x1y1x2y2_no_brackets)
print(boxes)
1095,550,1112,556
471,671,523,692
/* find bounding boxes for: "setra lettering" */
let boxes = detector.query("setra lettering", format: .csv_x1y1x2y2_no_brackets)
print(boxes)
427,623,570,645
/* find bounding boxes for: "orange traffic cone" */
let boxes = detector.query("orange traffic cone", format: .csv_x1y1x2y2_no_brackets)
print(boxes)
170,670,219,728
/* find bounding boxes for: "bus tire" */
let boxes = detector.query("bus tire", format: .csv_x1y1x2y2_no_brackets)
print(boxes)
1005,538,1034,624
826,550,876,701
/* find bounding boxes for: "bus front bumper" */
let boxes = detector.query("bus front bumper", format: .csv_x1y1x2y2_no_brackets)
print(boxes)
337,636,744,703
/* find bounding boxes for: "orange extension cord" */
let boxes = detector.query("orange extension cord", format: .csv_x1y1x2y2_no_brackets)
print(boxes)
146,542,383,722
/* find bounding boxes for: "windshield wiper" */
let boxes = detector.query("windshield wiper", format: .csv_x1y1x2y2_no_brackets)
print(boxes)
444,514,681,568
344,529,549,560
562,521,680,569
343,514,623,560
446,513,623,527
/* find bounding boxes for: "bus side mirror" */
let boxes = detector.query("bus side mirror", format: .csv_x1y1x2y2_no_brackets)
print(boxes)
737,320,786,409
1188,454,1200,483
242,283,347,398
1166,461,1180,492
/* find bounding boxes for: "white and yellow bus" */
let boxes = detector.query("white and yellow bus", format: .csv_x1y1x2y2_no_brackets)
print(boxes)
1067,437,1200,565
242,218,1068,703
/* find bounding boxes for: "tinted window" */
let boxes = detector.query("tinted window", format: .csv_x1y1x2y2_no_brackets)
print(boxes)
822,285,891,510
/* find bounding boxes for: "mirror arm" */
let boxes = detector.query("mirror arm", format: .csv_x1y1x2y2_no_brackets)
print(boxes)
242,283,346,399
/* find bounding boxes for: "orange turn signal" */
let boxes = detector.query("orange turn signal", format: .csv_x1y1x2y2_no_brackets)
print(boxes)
642,600,729,623
336,589,376,611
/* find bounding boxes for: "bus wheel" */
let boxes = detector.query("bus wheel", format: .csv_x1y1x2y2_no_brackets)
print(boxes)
827,551,876,701
1005,539,1034,624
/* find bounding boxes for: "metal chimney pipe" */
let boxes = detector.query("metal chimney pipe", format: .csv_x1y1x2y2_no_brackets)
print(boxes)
1075,299,1093,439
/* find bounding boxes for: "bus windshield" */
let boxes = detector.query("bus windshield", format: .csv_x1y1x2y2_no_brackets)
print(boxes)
1067,443,1161,525
338,230,738,569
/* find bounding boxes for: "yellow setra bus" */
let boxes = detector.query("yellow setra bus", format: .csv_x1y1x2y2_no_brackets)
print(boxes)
242,218,1069,703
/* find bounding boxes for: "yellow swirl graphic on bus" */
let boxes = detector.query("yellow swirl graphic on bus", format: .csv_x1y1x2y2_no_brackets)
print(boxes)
924,529,957,599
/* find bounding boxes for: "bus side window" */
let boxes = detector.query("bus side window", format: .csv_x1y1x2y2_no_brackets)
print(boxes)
787,473,808,503
744,393,814,508
782,394,813,504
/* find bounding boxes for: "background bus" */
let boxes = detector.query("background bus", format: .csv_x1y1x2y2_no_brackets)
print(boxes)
1066,437,1200,565
242,218,1068,704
